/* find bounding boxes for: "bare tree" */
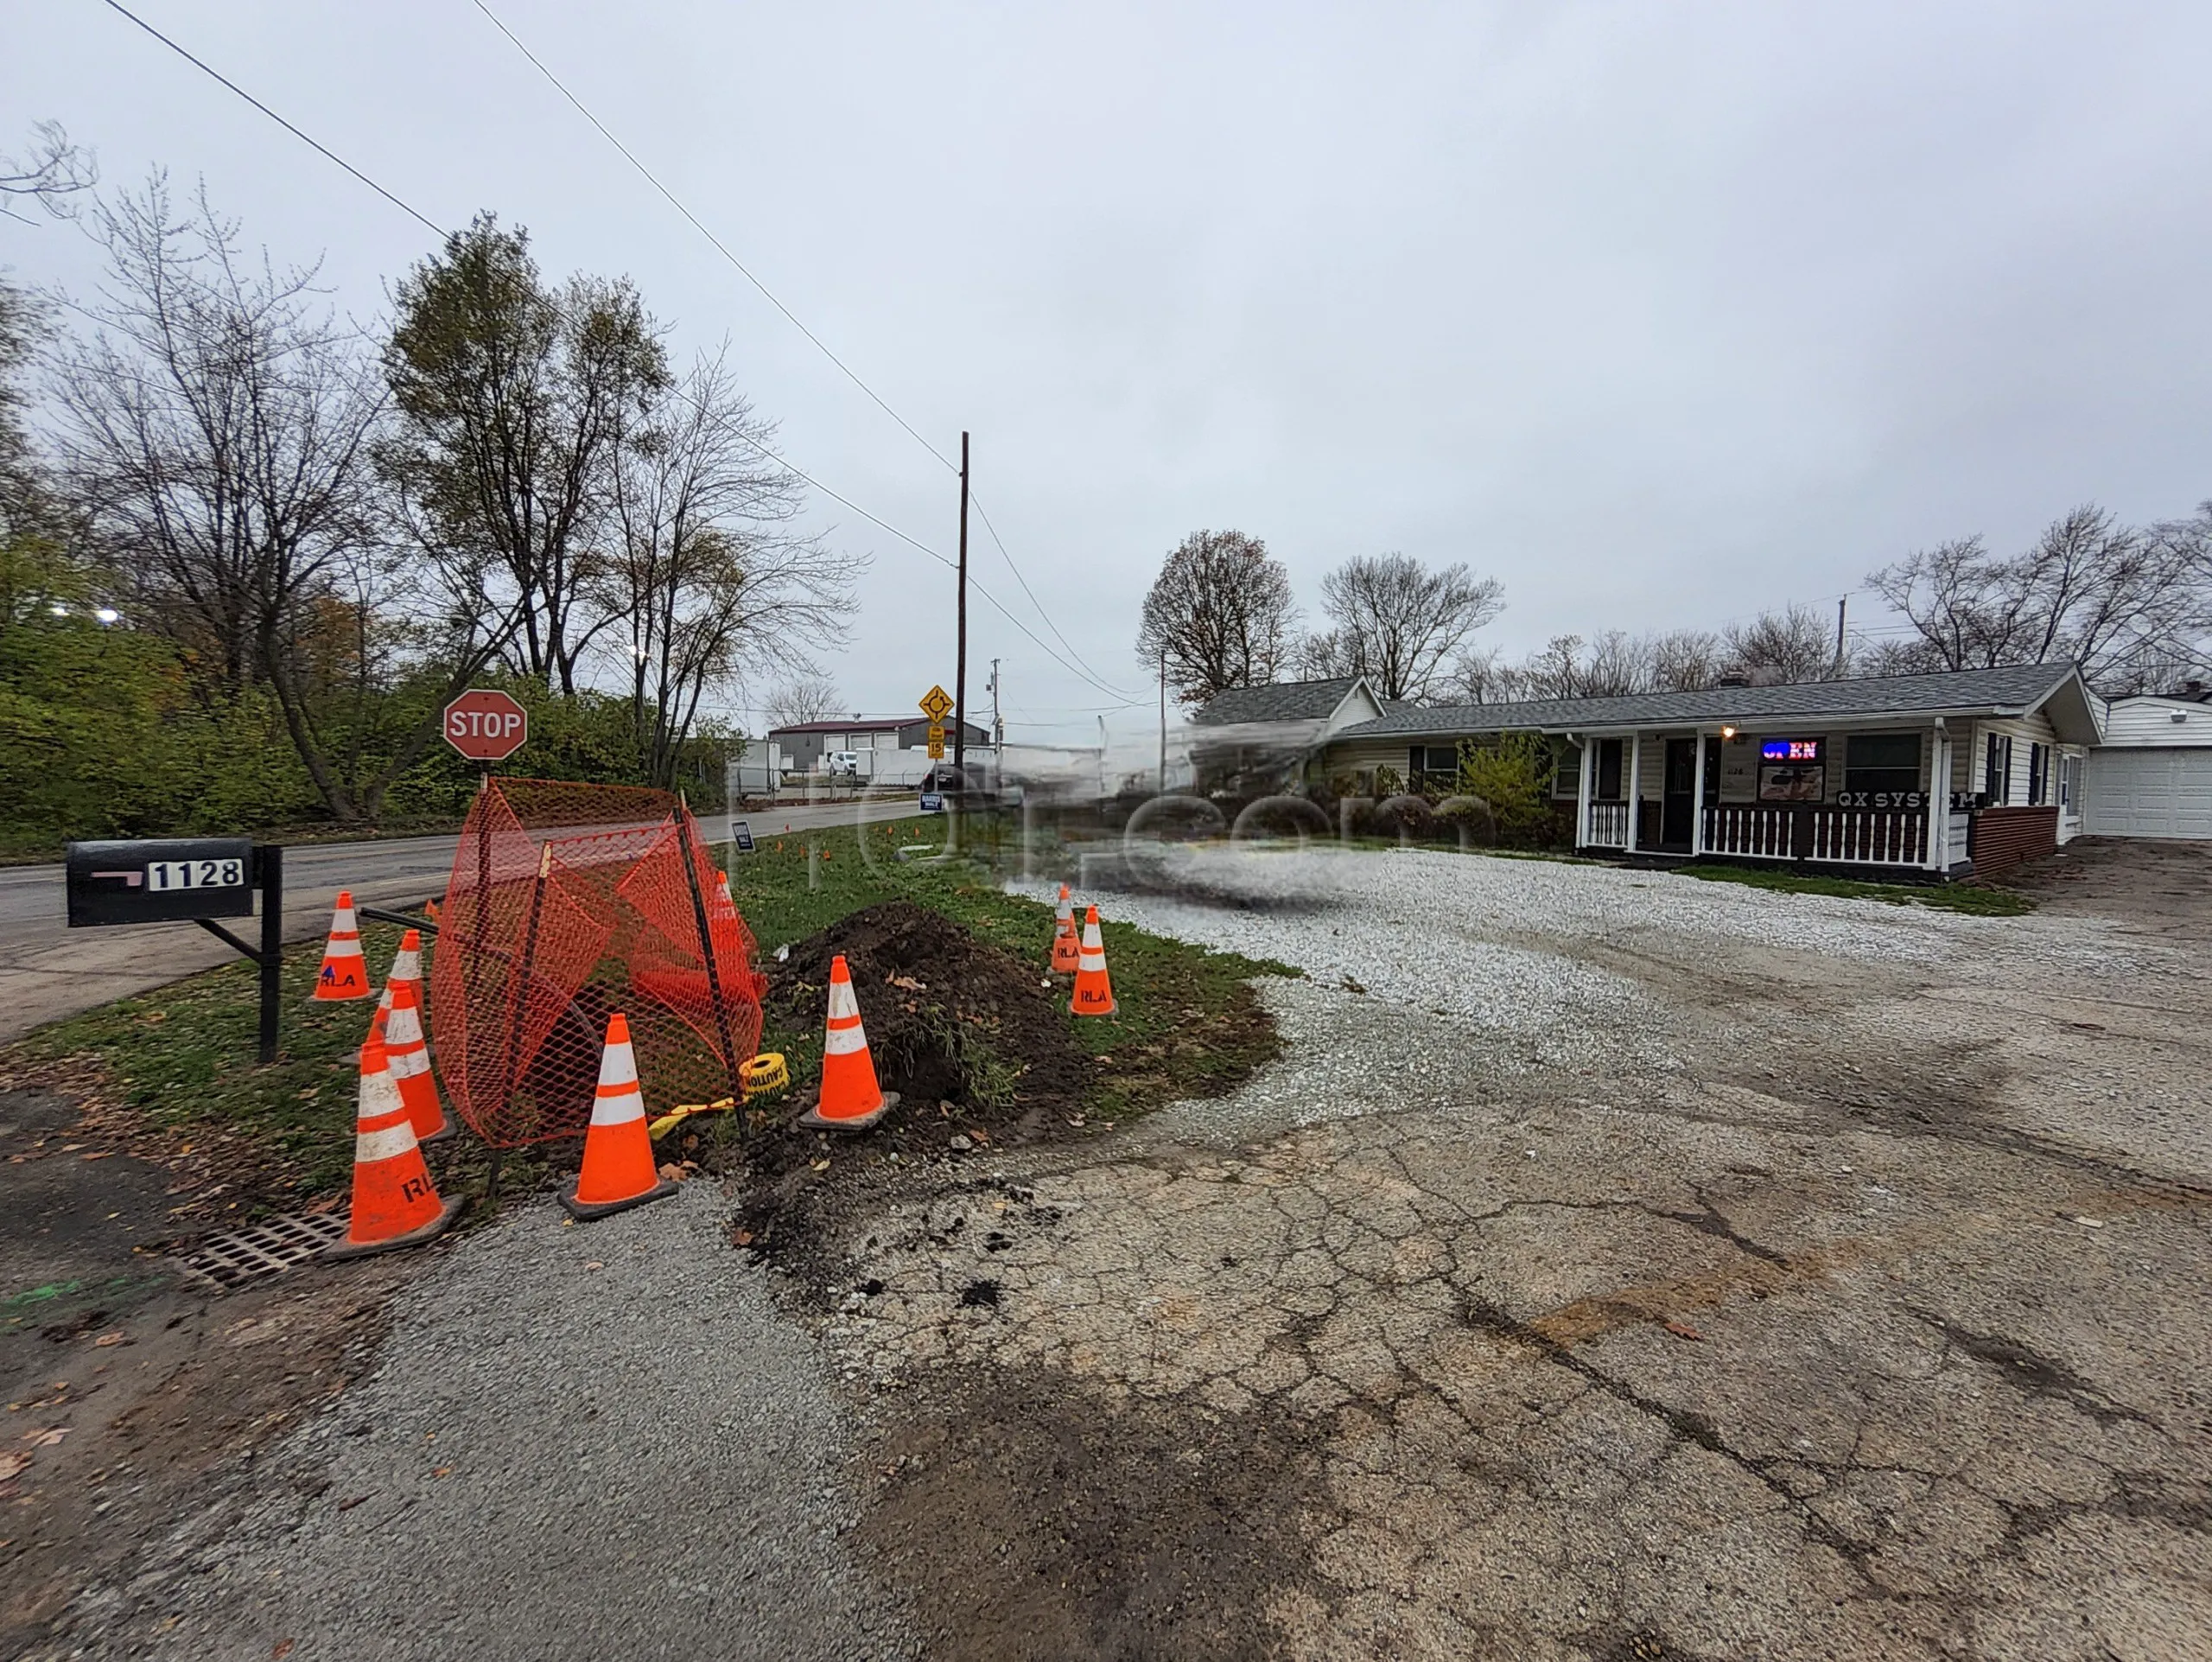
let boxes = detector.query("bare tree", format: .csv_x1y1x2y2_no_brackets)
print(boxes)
1867,504,2211,691
1296,627,1357,679
48,175,515,820
1310,551,1504,702
381,214,669,695
766,672,843,729
1440,643,1523,704
1135,528,1300,706
1,122,96,222
1649,628,1724,691
599,348,854,787
1723,604,1838,685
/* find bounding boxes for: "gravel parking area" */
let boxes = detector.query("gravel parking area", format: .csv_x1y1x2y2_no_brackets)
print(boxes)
48,841,2212,1662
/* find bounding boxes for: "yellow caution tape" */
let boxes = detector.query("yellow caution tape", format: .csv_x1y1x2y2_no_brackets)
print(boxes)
647,1095,736,1140
741,1053,790,1098
645,1056,789,1138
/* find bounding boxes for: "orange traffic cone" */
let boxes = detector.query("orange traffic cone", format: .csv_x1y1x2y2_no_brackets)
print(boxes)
313,890,372,1002
369,927,425,1041
1049,885,1081,975
384,977,454,1145
562,1013,677,1220
798,954,898,1131
1070,905,1116,1017
327,1036,461,1258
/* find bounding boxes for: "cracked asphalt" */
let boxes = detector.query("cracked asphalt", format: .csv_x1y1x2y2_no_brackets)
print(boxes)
51,837,2212,1661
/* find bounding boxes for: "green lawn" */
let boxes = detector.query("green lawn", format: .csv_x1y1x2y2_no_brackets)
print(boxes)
3,815,1295,1213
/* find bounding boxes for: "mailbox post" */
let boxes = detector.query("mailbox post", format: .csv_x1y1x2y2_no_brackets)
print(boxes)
65,837,286,1063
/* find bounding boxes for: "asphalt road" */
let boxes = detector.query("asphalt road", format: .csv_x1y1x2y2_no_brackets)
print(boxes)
0,798,921,1043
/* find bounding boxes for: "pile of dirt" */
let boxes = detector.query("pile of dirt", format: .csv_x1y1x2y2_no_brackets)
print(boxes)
729,899,1096,1192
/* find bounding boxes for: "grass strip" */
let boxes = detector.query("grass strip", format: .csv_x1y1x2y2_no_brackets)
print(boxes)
3,817,1296,1209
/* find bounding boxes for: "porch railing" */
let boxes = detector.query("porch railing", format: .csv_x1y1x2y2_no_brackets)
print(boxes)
1586,801,1629,848
1701,805,1929,868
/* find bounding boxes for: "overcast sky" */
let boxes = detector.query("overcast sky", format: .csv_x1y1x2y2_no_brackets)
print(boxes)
6,2,2209,742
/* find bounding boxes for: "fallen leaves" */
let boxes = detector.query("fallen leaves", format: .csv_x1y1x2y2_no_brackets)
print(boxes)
22,1426,68,1447
1663,1320,1705,1342
92,1331,128,1348
0,1450,29,1481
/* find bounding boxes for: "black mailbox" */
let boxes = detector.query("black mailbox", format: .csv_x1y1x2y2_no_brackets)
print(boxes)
66,838,258,927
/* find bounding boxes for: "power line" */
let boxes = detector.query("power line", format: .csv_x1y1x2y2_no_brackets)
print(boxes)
97,1,1141,704
100,0,447,240
465,0,955,474
966,495,1142,697
463,0,1140,699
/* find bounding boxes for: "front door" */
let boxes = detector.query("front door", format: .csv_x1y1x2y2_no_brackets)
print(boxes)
1662,738,1696,849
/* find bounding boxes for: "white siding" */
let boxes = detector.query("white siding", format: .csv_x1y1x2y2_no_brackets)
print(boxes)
1970,713,2061,804
2100,697,2212,748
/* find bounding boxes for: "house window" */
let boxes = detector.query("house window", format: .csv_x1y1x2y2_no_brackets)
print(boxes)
1553,742,1580,799
2027,742,2049,806
2057,752,2080,812
1844,732,1921,799
1408,744,1459,788
1595,738,1624,800
1983,733,2012,805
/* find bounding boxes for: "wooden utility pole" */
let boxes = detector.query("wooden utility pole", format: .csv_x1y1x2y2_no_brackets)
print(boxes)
953,431,970,790
1158,658,1167,791
1834,595,1848,678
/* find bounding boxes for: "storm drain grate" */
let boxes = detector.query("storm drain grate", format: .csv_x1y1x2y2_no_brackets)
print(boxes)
174,1210,346,1292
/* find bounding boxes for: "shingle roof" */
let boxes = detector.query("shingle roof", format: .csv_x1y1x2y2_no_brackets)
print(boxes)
1337,662,2085,738
1192,678,1363,725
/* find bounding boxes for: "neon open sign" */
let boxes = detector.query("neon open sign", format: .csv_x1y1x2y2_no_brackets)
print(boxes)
1761,739,1822,762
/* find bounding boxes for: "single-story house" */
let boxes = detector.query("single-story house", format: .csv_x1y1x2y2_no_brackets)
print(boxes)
1198,662,2106,878
1187,676,1395,793
2086,691,2212,839
766,716,992,775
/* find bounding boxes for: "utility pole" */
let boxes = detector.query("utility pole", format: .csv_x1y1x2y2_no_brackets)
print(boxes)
1158,657,1167,792
953,431,969,792
989,657,1003,749
1834,595,1848,678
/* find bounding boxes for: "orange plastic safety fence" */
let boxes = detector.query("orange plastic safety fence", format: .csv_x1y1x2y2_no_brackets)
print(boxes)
428,778,766,1149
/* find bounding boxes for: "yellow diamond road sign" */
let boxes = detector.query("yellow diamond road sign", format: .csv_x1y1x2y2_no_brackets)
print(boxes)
918,685,953,723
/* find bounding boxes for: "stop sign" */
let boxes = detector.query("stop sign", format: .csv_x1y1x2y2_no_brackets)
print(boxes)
442,690,529,762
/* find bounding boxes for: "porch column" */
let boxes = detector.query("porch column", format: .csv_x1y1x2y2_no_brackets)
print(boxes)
1576,737,1594,849
1691,729,1707,856
1625,732,1643,853
1926,729,1948,871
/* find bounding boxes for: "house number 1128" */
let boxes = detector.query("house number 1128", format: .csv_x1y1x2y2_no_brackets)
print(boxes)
147,858,246,891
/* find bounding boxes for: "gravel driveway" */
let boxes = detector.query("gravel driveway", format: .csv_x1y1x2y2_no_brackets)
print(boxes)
55,842,2212,1662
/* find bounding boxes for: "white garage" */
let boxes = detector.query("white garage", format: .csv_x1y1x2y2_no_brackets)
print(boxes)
2086,695,2212,839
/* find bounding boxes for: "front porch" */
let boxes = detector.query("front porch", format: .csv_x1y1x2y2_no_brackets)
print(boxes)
1573,723,1970,876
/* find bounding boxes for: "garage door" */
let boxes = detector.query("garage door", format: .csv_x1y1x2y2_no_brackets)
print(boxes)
2085,748,2212,839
